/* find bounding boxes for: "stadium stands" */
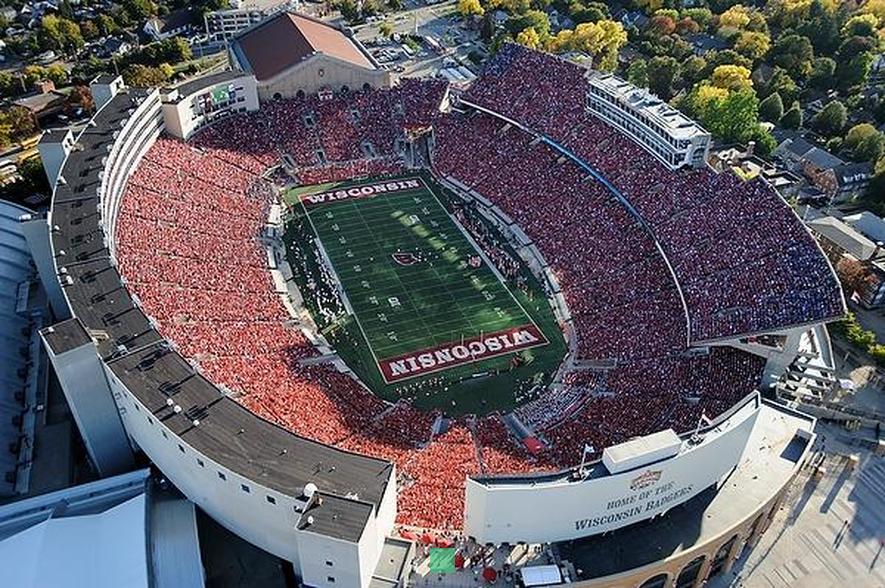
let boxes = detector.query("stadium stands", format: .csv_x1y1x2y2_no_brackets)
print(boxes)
113,63,839,531
463,43,844,342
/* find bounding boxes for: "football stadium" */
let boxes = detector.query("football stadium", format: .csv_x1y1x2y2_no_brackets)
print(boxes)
24,12,847,588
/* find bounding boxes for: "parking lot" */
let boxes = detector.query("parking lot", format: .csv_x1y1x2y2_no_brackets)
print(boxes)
352,1,486,80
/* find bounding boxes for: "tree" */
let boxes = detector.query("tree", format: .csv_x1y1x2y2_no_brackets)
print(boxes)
760,67,799,105
718,5,751,31
808,57,836,90
45,64,68,85
378,21,394,38
759,92,784,123
796,0,840,56
21,65,47,87
546,20,626,71
39,15,84,54
647,55,679,99
336,0,360,22
681,55,707,87
842,14,879,39
96,14,119,36
769,34,814,79
570,3,610,24
750,125,777,156
704,49,752,73
80,20,99,40
681,8,713,30
634,0,664,13
697,89,762,144
627,59,648,88
458,0,484,18
781,102,803,129
734,31,770,61
0,106,38,145
123,64,170,87
812,100,847,136
867,156,885,207
838,36,877,61
675,17,700,35
648,15,676,36
710,64,753,92
844,124,885,163
67,85,95,113
516,27,541,49
836,51,873,91
507,11,551,38
123,0,155,21
835,259,870,296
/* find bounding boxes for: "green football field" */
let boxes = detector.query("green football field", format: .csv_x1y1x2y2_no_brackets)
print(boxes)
294,176,547,383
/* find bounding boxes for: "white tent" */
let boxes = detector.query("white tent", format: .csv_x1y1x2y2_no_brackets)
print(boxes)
0,494,148,588
520,564,562,587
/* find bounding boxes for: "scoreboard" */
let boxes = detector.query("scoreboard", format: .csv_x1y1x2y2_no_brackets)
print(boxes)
195,83,239,116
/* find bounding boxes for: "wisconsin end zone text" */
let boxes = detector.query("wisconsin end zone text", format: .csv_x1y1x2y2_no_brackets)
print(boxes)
378,325,548,383
301,178,423,206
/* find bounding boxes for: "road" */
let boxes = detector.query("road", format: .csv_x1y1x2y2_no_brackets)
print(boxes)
352,1,486,79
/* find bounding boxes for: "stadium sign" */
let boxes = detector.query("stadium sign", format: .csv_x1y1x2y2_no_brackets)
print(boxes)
301,178,424,206
378,324,548,383
463,397,761,545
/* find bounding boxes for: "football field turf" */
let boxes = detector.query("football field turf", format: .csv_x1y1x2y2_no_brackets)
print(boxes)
296,177,547,383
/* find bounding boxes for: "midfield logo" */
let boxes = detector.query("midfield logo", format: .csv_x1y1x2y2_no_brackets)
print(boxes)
392,252,419,266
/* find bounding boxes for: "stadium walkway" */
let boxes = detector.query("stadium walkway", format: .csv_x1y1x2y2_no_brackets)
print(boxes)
710,421,885,588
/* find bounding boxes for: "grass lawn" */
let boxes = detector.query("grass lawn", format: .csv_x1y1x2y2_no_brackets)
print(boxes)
284,173,566,415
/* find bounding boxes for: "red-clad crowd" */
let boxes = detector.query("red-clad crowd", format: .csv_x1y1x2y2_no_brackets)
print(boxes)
113,70,815,531
432,112,687,361
464,43,843,341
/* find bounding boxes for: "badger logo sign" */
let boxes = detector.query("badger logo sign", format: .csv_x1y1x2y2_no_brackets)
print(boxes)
378,325,548,383
392,252,419,266
630,470,662,491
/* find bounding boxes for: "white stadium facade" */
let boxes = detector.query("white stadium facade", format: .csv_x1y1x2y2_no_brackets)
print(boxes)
15,22,846,588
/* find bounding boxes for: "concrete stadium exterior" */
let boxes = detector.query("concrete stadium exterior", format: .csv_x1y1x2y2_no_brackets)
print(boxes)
17,67,830,588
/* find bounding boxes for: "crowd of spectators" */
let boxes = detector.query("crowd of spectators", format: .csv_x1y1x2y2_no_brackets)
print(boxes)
432,112,687,361
464,43,843,342
112,69,823,531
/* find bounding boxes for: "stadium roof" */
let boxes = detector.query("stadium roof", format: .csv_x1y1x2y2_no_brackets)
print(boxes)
558,400,815,580
45,88,394,536
808,216,880,261
0,470,150,588
233,12,374,81
0,200,41,496
172,70,248,99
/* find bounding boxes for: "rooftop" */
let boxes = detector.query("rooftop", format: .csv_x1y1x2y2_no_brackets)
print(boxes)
558,401,814,580
46,88,394,534
808,216,880,261
233,11,374,81
588,73,709,140
171,70,249,100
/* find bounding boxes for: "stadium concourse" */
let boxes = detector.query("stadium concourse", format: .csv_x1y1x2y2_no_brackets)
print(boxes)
113,45,842,532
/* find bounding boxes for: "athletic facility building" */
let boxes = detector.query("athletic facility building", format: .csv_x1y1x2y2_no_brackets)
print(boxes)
22,41,843,588
228,11,391,101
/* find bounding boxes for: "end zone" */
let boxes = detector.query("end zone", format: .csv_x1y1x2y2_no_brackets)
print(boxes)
378,324,549,383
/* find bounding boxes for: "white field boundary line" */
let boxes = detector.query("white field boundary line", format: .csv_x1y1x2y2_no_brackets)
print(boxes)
418,175,548,352
298,192,386,373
